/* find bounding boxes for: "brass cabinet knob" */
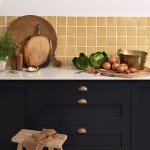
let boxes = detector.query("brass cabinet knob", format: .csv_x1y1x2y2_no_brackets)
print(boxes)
77,128,87,134
77,98,87,104
78,86,88,92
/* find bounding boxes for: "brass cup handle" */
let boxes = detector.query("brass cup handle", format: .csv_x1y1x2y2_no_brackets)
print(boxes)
77,98,87,104
78,86,88,92
77,128,87,134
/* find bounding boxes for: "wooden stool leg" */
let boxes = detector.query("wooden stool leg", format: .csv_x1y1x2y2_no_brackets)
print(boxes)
48,148,54,150
17,143,23,150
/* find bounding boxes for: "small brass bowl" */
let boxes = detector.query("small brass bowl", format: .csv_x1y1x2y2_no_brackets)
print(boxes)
117,49,147,70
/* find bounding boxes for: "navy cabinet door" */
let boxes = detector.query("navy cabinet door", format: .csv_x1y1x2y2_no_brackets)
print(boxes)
131,81,150,150
0,81,33,150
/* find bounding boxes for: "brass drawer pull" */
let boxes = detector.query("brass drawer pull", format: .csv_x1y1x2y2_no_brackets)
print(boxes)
77,98,87,104
77,128,87,134
78,86,88,92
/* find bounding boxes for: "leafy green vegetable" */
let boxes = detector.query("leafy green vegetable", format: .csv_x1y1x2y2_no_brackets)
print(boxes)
89,51,108,68
72,53,90,70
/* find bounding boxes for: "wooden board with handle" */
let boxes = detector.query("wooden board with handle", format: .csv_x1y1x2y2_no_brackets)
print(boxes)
101,67,150,78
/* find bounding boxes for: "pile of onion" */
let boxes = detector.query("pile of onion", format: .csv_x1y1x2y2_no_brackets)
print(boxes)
102,56,138,74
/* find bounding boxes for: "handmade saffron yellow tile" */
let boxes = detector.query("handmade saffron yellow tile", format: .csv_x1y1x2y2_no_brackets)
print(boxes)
97,47,107,52
97,27,106,36
117,37,126,46
0,27,5,36
40,16,47,20
87,27,96,36
77,37,86,46
147,17,150,26
127,37,136,46
77,47,87,55
0,17,5,25
107,27,116,36
137,37,146,46
107,17,116,26
127,17,137,26
97,17,106,26
87,17,96,26
57,37,66,46
147,37,150,46
57,16,66,26
107,47,117,56
147,47,150,56
67,17,76,26
136,47,147,51
137,27,147,36
137,17,147,26
117,27,126,36
55,47,66,56
66,47,76,56
117,17,126,26
47,16,56,26
127,27,136,36
77,27,86,36
66,57,75,66
77,17,86,26
7,16,17,25
147,27,150,36
97,37,106,46
87,48,97,56
67,27,76,36
107,37,116,46
87,37,96,46
67,37,76,46
57,27,66,36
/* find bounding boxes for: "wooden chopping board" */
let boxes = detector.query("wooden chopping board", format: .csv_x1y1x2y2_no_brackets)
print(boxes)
101,67,150,78
7,15,61,67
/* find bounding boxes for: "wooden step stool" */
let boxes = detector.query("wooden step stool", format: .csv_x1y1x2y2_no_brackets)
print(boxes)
11,129,67,150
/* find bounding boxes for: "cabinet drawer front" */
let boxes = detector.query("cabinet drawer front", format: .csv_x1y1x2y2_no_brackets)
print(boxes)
33,126,130,150
35,81,130,99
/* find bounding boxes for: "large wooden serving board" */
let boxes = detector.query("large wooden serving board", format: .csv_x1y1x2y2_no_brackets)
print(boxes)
101,67,150,78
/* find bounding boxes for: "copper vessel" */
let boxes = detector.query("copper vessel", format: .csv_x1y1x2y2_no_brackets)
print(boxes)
117,49,147,70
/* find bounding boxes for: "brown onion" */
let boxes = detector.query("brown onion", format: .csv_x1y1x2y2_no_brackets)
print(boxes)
103,62,111,70
129,68,137,73
125,70,130,74
112,62,120,71
120,63,128,71
116,66,125,73
108,56,117,64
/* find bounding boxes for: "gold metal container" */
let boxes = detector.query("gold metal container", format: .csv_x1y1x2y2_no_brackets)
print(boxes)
117,49,148,70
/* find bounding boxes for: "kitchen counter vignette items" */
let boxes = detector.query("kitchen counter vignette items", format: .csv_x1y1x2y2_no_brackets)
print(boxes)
7,15,62,68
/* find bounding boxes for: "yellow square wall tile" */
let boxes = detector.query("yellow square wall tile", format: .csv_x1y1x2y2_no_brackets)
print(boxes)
147,48,150,56
77,37,86,46
56,47,66,56
0,17,5,25
87,17,96,26
137,27,147,36
136,47,147,51
107,47,117,56
147,17,150,26
7,16,17,25
67,27,76,36
77,17,86,26
87,27,96,36
55,57,65,66
47,16,56,26
137,17,147,26
145,57,150,66
97,47,107,52
107,27,116,36
97,37,106,46
87,48,97,56
87,37,96,46
67,17,76,26
147,27,150,36
66,57,75,66
126,47,137,50
66,47,76,56
40,16,47,20
117,17,126,26
77,27,86,36
0,27,5,36
127,37,136,46
107,17,116,26
117,27,126,36
57,27,66,36
57,37,66,46
107,37,116,46
77,47,87,56
127,27,136,36
147,37,150,46
137,37,146,46
97,27,106,36
97,17,106,26
117,37,126,46
57,17,66,26
127,17,137,26
67,37,76,46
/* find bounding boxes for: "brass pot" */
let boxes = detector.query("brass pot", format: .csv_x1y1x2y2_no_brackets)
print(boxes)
117,49,147,70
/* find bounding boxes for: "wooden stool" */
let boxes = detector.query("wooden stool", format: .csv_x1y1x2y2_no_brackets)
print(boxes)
11,129,67,150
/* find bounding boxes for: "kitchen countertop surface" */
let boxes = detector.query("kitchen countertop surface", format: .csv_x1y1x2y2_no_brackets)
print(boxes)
0,66,150,80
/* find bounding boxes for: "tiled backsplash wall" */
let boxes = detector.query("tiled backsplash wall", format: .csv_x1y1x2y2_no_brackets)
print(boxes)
0,16,150,66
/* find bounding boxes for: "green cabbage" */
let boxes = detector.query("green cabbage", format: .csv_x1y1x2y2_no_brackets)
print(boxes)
89,51,108,68
72,53,90,70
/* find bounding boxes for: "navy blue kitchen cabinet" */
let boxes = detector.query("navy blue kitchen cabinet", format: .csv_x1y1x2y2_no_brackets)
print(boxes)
0,80,149,150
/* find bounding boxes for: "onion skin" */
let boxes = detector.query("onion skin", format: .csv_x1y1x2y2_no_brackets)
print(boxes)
103,62,111,70
116,66,125,73
125,70,130,74
129,68,138,73
120,63,128,71
112,62,120,71
108,56,117,64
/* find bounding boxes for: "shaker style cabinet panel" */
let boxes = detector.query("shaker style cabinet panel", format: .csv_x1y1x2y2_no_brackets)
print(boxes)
0,81,33,150
131,81,150,150
30,80,130,150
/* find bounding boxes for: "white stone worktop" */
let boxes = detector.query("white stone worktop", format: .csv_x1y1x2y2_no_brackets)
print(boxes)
0,66,150,80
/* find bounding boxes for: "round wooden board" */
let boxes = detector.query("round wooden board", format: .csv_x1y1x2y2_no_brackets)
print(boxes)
7,15,61,67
